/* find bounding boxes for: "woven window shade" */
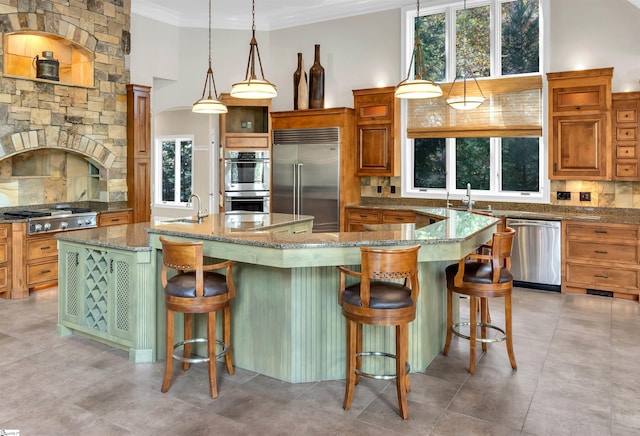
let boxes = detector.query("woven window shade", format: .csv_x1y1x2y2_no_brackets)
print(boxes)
407,75,542,138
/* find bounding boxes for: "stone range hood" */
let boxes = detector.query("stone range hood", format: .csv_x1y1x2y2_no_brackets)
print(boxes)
0,0,131,207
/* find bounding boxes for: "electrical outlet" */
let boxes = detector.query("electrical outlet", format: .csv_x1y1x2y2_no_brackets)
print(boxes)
390,186,396,194
580,192,591,201
557,191,571,200
377,185,382,194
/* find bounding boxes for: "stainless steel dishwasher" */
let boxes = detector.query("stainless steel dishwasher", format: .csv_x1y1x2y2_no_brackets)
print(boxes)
506,218,562,291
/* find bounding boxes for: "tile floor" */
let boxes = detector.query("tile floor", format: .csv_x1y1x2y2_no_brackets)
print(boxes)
1,287,640,435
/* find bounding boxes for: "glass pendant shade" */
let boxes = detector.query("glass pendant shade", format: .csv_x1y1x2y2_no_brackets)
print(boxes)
230,1,277,99
192,0,226,114
395,0,442,100
446,0,485,111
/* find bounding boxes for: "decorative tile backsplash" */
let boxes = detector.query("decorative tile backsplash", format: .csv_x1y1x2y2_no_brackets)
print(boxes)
361,176,640,209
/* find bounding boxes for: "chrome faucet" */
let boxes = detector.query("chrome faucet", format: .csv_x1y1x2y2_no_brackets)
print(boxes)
188,193,208,220
462,183,475,210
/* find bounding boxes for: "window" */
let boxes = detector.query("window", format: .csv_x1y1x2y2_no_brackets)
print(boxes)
155,136,193,206
403,0,546,203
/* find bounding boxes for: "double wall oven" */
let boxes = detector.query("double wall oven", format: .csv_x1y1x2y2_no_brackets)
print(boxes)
223,150,270,214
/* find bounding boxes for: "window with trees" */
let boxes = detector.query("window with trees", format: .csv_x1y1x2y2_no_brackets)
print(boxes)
404,0,545,203
155,136,193,206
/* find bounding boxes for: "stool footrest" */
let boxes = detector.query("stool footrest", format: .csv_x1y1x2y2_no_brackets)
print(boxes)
172,337,228,364
452,322,506,343
354,351,411,380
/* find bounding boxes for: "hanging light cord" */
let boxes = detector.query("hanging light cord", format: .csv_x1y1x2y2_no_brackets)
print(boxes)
244,0,267,82
198,0,218,101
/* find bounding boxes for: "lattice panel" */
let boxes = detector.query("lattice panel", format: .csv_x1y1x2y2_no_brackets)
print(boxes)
65,251,79,317
114,260,130,332
83,249,109,332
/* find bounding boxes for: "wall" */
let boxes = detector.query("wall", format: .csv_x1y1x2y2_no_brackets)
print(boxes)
153,109,217,219
0,0,130,206
130,1,640,210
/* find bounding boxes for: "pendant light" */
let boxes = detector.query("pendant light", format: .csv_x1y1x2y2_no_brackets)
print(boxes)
395,0,443,99
192,0,227,113
445,0,485,110
230,0,277,99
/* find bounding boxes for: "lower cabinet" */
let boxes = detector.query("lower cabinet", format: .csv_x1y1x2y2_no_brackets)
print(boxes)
0,224,9,295
57,241,154,361
345,207,416,231
271,221,313,234
26,233,58,288
98,210,132,227
562,220,640,300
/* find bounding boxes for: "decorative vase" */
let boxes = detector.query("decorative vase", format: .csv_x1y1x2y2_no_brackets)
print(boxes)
308,44,325,109
294,53,309,110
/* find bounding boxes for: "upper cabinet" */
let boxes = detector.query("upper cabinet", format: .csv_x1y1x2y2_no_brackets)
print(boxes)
220,94,272,149
353,87,400,176
547,68,613,180
612,92,640,181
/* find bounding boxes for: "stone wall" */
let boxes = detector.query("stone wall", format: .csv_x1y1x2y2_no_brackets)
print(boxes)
0,0,130,206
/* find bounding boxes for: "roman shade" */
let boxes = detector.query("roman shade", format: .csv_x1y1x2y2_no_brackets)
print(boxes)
407,75,542,138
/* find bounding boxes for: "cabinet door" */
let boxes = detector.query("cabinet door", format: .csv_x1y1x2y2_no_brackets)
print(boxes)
356,124,393,175
58,245,83,325
550,114,608,179
109,251,134,342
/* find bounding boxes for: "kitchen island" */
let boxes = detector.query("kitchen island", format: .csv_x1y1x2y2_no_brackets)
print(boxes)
56,209,497,382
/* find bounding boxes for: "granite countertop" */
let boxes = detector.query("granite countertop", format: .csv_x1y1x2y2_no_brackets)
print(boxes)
55,223,151,252
347,204,640,225
144,209,497,249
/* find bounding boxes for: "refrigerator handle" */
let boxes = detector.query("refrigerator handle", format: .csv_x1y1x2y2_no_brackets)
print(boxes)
292,163,297,215
296,163,303,215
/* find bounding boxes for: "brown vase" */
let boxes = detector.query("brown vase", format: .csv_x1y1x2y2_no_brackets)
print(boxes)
294,53,308,110
308,44,325,109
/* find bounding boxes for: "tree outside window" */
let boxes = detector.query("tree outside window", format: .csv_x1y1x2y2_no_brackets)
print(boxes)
158,137,193,205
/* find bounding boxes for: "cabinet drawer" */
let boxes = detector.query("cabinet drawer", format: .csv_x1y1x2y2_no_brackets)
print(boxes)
617,109,637,123
565,223,640,240
224,136,269,149
0,266,7,290
617,146,636,158
27,237,58,260
616,162,639,178
27,260,58,286
566,241,638,264
0,226,8,239
616,127,637,141
99,211,131,227
0,241,7,263
382,211,415,224
566,263,638,290
347,210,382,223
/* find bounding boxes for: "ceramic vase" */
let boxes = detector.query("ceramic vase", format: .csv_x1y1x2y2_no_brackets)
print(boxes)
294,53,309,110
309,44,325,109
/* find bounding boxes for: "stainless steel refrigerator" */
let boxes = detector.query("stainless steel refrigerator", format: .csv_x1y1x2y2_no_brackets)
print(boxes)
272,127,340,232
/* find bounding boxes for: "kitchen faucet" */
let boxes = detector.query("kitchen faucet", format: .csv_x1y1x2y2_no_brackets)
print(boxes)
189,193,208,220
462,183,475,210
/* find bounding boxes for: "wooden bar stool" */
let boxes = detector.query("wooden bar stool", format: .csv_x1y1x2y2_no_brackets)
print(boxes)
442,228,517,374
159,236,235,398
337,245,421,419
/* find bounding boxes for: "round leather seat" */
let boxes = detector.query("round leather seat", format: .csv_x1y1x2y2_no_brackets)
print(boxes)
165,272,229,298
446,262,513,285
343,281,413,309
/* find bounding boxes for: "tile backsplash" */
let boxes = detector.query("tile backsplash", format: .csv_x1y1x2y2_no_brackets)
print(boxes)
361,176,640,209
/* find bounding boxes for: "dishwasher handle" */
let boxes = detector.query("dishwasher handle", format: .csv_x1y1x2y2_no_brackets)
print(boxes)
506,220,561,229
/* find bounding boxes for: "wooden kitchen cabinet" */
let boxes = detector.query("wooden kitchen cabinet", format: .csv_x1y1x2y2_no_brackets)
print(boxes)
25,233,58,288
220,93,271,149
562,220,640,301
612,92,640,180
98,210,132,227
353,87,400,176
345,207,415,232
127,84,151,223
0,224,10,296
547,68,613,180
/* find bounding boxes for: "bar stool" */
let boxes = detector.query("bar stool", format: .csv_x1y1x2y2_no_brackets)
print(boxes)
442,228,517,374
159,236,235,398
337,245,421,419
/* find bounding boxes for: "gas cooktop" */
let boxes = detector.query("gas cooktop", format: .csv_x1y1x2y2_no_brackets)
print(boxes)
3,207,97,234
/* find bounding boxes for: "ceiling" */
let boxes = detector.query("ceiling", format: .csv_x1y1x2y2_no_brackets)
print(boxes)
131,0,413,30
